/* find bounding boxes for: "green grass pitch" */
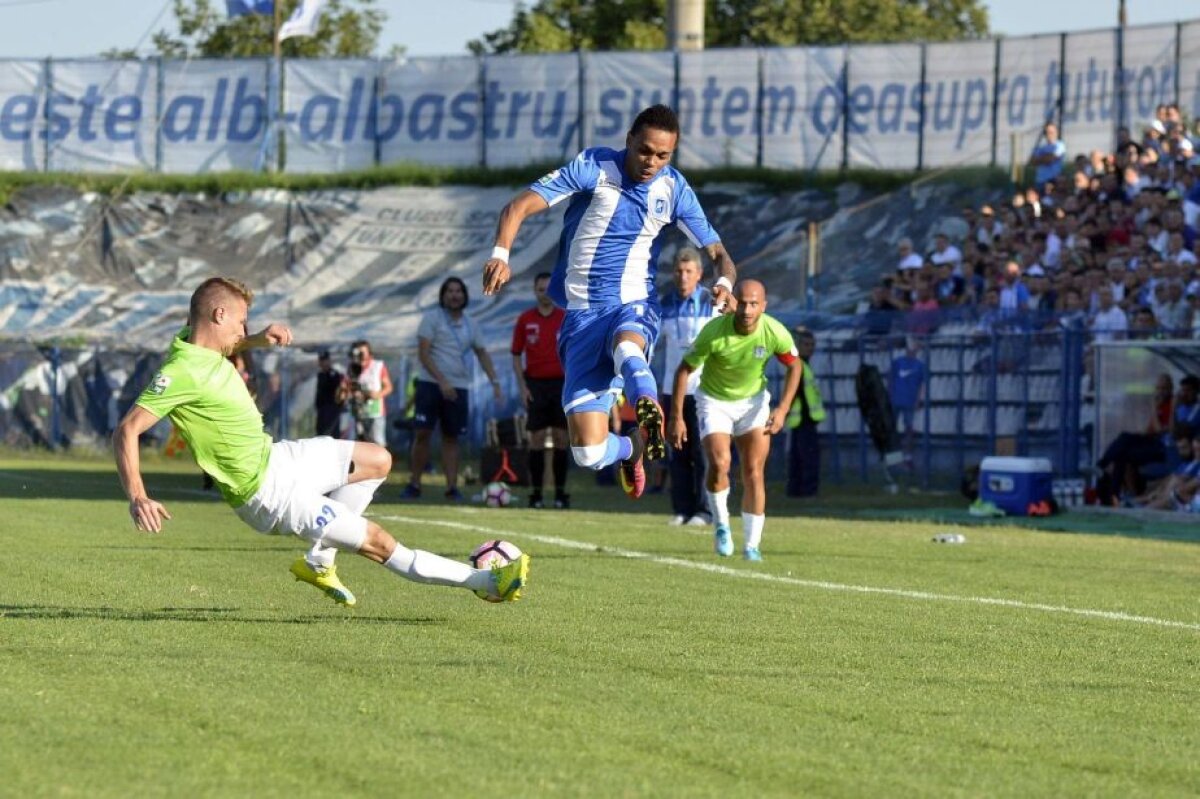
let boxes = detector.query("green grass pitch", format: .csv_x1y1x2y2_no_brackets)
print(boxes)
1,453,1197,797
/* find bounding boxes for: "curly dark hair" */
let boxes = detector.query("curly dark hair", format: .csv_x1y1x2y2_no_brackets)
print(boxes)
628,104,679,138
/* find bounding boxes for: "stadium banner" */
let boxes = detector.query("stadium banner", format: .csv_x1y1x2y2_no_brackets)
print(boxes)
676,49,759,168
583,51,674,148
1179,21,1200,123
284,59,378,174
1062,29,1117,159
45,59,157,173
0,20,1195,174
994,34,1063,169
760,46,845,171
0,60,45,171
377,55,481,167
845,43,922,169
483,53,581,167
1121,24,1178,128
921,40,996,168
159,59,270,173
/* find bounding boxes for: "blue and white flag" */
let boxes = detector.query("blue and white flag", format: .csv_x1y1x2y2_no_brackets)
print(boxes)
225,0,273,17
278,0,328,41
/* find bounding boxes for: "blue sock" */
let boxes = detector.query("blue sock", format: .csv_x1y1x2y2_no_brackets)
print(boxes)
606,432,633,466
615,342,658,403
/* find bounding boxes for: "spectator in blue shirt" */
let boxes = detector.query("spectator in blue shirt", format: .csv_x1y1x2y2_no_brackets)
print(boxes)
889,339,927,463
1030,122,1066,190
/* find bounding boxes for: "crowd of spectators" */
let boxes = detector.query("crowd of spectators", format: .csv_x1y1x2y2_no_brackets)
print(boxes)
861,104,1200,341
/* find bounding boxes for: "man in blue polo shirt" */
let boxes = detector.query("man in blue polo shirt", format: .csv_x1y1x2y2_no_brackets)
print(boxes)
482,104,737,500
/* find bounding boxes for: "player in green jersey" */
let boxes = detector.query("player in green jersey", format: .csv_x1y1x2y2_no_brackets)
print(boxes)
114,277,528,605
668,280,803,561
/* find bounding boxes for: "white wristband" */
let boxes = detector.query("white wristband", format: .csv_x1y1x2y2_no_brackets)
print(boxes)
491,246,510,263
715,276,733,292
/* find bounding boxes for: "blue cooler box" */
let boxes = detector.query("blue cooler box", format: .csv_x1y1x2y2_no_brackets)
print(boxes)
979,457,1052,515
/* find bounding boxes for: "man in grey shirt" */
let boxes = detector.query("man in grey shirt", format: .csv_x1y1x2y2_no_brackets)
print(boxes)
401,277,502,501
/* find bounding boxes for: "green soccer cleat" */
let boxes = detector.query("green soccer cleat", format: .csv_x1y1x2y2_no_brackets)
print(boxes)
484,553,530,603
289,557,357,607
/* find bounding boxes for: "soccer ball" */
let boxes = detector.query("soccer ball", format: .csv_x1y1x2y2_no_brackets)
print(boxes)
469,539,522,570
483,481,512,508
469,539,523,603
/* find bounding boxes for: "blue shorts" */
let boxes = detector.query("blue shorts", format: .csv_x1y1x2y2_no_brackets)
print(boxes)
413,379,469,437
558,303,660,415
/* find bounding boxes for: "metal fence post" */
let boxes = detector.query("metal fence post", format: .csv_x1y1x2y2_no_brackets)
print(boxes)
155,57,164,173
479,56,489,168
372,60,383,168
43,57,52,172
1175,23,1183,108
857,334,868,482
577,51,587,152
956,334,966,477
840,50,850,171
755,48,765,168
990,38,1001,167
1115,23,1125,146
917,43,927,171
987,333,999,457
49,346,61,449
1056,33,1067,129
823,346,841,484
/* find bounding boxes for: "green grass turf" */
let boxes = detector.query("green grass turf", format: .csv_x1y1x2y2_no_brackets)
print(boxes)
1,453,1198,797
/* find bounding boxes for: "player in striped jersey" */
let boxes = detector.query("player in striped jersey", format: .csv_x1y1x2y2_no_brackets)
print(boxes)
482,105,737,499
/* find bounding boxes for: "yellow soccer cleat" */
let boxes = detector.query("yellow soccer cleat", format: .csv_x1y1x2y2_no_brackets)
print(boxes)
485,553,530,603
289,557,357,607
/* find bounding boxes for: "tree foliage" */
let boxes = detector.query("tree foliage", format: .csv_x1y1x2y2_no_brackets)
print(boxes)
152,0,385,58
470,0,989,54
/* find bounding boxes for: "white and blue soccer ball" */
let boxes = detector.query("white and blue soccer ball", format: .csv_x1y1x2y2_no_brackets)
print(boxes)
483,481,512,508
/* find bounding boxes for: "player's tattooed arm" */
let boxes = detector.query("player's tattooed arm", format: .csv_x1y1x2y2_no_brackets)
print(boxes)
236,323,293,352
485,191,550,296
705,241,737,311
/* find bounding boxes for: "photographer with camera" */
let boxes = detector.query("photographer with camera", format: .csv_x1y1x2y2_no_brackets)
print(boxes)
342,340,392,447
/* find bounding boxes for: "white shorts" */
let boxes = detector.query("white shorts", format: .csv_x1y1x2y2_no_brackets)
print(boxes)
696,388,771,439
234,436,368,551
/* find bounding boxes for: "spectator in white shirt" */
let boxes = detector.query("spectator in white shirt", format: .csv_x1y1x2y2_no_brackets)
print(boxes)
928,232,963,275
1153,281,1189,333
1165,232,1197,266
896,237,924,272
1091,287,1128,342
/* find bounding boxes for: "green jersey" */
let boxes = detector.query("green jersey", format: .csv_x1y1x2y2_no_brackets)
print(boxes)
683,313,798,401
136,330,271,507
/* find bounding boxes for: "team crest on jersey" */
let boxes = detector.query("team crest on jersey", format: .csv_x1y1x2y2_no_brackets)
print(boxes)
148,372,172,395
654,197,667,215
753,346,766,359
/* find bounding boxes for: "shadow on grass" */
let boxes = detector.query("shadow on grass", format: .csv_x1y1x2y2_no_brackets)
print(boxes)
0,604,443,625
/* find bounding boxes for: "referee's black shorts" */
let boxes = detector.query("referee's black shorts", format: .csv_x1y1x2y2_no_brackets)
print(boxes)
526,376,567,430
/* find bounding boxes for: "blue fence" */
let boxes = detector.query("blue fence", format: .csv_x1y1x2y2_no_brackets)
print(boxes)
0,325,1093,490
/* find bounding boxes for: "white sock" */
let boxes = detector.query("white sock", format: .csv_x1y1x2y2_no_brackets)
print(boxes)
383,543,492,592
308,478,385,569
305,544,338,571
707,488,730,526
742,512,765,550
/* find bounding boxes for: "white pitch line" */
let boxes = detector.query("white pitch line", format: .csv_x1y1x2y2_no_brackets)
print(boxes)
377,514,1200,634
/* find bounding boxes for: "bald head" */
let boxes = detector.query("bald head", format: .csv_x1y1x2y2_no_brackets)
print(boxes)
735,279,766,303
733,279,767,334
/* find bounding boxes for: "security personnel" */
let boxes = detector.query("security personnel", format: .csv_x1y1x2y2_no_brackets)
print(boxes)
786,327,825,497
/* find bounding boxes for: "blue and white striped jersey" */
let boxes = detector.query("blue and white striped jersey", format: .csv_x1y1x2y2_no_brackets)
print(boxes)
529,147,721,310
